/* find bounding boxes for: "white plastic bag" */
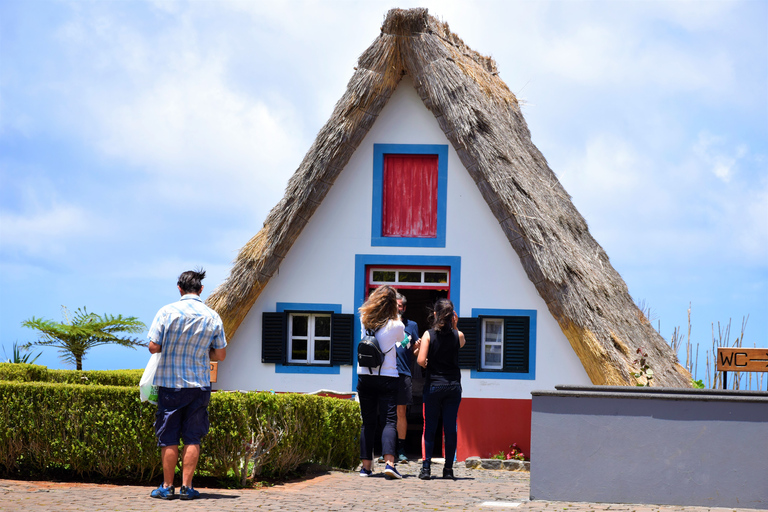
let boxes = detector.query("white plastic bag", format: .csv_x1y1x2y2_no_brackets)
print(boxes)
139,352,161,404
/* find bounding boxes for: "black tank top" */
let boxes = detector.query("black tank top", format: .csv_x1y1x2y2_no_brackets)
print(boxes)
425,328,461,385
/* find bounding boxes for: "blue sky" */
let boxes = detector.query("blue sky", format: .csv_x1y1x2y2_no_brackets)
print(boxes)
1,1,766,387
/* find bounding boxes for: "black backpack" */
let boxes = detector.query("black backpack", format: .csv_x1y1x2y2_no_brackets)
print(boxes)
357,329,393,374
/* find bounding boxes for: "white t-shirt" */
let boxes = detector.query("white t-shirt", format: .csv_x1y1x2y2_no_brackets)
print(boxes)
357,318,405,378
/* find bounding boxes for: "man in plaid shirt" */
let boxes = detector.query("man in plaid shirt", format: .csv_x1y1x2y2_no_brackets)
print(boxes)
147,269,227,500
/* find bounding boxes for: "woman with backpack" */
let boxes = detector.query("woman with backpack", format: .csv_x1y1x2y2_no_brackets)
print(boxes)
416,298,466,480
357,284,405,479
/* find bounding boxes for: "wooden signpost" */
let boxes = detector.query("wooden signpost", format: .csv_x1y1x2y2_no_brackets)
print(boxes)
716,348,768,389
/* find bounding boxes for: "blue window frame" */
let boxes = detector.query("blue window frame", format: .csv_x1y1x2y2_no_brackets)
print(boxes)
466,308,537,380
272,303,343,374
371,144,449,248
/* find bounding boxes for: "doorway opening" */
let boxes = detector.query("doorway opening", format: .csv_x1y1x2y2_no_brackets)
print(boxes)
366,266,450,459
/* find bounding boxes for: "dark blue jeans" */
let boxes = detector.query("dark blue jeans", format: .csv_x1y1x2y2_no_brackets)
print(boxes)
358,375,398,460
422,382,462,468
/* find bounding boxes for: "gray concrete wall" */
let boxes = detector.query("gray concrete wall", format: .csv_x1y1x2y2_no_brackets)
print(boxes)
530,386,768,509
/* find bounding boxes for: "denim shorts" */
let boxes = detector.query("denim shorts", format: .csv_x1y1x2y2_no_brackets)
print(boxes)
154,386,211,447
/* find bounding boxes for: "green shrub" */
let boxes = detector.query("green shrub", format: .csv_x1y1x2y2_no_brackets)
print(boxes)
0,363,49,382
46,368,144,387
0,380,361,484
0,381,159,480
0,363,143,387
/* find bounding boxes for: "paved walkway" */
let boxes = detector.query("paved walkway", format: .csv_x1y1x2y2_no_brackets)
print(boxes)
0,463,752,512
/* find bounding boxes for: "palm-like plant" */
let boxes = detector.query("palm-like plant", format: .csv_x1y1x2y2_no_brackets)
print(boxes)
22,306,147,370
2,341,43,364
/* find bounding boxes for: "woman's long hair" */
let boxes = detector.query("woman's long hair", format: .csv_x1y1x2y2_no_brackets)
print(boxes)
359,285,399,331
429,298,455,333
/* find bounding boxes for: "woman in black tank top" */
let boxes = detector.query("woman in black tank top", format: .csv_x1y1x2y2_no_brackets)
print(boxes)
415,299,465,480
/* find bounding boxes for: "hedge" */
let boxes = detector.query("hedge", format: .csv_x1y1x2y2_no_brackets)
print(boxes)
0,363,143,387
0,367,361,484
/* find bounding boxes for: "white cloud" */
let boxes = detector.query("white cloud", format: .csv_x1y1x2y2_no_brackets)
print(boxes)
559,129,767,268
41,4,309,214
693,132,749,183
0,203,92,256
455,0,741,103
96,69,301,175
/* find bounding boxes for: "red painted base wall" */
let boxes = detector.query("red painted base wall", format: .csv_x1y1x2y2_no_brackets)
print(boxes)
456,398,532,461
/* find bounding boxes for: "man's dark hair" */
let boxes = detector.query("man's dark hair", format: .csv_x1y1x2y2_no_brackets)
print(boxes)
178,268,206,294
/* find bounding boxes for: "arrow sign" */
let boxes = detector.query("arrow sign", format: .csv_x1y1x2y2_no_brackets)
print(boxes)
716,348,768,372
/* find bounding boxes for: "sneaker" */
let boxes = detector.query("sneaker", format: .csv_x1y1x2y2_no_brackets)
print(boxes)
150,484,175,500
442,468,456,480
418,467,431,480
397,452,409,463
359,467,373,477
376,456,385,464
383,463,402,480
179,485,200,500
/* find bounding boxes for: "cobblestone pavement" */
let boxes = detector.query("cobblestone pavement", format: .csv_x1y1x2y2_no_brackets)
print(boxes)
0,462,754,512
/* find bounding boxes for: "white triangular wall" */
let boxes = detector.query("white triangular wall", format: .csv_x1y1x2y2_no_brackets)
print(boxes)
215,78,591,397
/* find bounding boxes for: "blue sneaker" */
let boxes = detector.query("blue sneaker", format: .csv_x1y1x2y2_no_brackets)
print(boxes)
150,484,175,500
383,464,402,480
359,467,373,477
180,485,200,500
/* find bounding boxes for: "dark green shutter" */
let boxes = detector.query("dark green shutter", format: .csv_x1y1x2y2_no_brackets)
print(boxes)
262,312,285,363
503,316,529,372
331,313,354,365
457,317,478,369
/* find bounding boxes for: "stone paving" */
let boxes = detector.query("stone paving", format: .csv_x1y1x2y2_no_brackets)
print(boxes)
0,462,754,512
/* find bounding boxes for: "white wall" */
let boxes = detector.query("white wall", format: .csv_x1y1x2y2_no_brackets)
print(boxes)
214,77,591,396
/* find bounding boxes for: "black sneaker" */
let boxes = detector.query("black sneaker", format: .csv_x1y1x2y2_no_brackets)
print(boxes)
150,484,175,500
180,485,200,500
418,467,431,480
442,468,456,480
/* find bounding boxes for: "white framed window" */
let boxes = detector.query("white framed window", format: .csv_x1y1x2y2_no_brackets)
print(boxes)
481,318,504,370
288,313,331,364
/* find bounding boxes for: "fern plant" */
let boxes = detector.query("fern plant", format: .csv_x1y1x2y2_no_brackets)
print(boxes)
22,306,146,370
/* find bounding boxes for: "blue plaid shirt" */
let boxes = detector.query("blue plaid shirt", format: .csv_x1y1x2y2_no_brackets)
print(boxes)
148,294,227,388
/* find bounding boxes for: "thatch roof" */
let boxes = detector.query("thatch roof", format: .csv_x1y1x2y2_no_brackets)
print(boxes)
207,8,692,387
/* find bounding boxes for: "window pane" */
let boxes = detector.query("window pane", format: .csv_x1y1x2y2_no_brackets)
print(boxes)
292,315,308,336
484,319,503,343
291,339,307,361
315,316,331,337
314,339,330,362
424,272,448,283
485,345,502,366
372,270,395,282
398,271,421,283
482,318,504,370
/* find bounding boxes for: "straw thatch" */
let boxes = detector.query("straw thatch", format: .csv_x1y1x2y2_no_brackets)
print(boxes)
207,8,692,387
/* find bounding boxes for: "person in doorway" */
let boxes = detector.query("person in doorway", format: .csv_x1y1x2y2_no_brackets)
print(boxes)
357,284,405,480
147,269,227,500
395,293,419,462
416,298,465,481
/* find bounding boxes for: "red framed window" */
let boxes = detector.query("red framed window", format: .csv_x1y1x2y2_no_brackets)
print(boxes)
381,154,438,238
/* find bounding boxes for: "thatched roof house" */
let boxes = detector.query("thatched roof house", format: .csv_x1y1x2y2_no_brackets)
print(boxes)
208,7,691,388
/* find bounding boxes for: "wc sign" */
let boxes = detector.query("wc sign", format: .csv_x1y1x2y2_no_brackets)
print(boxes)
716,348,768,389
716,348,768,372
